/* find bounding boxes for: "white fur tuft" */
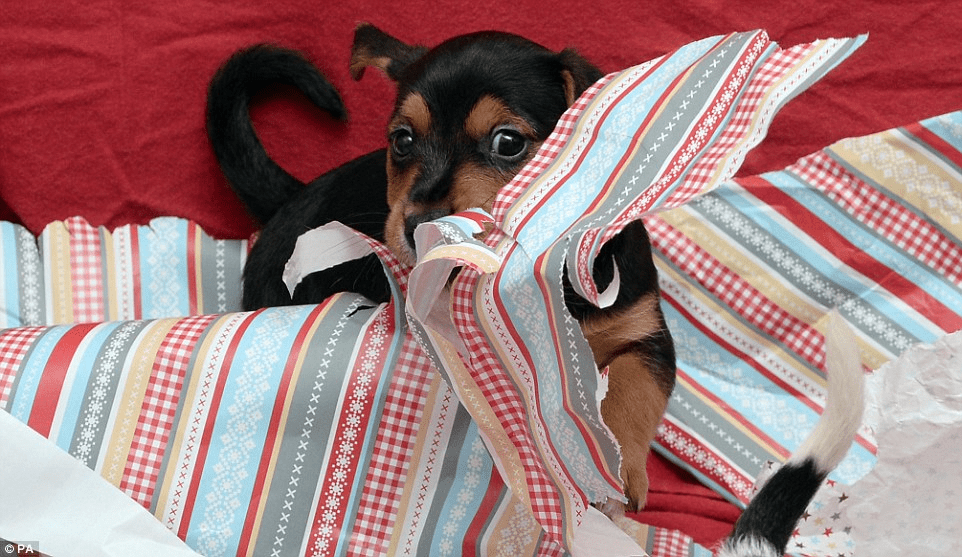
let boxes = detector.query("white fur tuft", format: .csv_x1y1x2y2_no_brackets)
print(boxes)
787,309,865,471
716,537,781,557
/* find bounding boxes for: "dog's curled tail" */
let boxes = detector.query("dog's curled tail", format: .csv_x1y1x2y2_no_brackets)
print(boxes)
717,310,865,557
206,45,346,224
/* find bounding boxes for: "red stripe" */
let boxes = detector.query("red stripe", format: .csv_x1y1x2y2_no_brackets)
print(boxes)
903,121,962,170
177,310,257,538
28,323,98,436
130,227,143,319
236,304,326,555
462,467,506,557
742,175,962,332
187,223,199,316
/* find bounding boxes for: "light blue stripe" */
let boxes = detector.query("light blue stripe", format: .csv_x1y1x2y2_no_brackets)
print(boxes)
1,222,22,328
138,217,190,319
662,304,876,488
912,111,962,154
428,420,493,557
54,322,117,450
187,305,313,557
8,326,69,420
771,170,962,320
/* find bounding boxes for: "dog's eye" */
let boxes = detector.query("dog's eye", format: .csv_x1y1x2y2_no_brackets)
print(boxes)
490,129,527,160
390,129,415,159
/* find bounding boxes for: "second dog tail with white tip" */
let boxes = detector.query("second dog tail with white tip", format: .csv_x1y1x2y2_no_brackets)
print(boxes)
717,310,865,557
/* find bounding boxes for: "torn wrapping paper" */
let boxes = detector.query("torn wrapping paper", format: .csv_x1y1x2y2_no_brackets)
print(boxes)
284,30,867,553
0,216,246,328
845,330,962,555
0,409,203,557
3,30,960,557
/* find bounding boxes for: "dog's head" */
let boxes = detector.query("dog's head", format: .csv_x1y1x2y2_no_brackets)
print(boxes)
350,23,603,266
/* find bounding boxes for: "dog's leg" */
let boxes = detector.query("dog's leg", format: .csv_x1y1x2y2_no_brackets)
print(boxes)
598,347,671,511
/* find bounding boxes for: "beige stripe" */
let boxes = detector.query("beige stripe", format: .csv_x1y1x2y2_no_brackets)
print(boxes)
657,207,887,371
42,221,74,325
832,128,962,238
99,318,178,486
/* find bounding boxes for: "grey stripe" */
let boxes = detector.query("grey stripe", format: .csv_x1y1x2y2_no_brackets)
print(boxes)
16,225,44,327
689,191,917,355
200,236,245,314
603,33,759,225
251,295,376,557
415,404,473,557
68,320,151,467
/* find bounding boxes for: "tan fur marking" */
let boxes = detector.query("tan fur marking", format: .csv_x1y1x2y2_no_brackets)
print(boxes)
465,95,537,140
561,69,578,107
394,93,431,137
349,51,392,80
582,293,663,367
580,292,671,510
599,349,670,511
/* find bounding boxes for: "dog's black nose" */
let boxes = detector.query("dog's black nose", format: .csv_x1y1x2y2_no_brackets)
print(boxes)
404,208,452,251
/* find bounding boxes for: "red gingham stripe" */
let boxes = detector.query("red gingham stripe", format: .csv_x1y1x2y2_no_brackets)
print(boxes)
0,326,45,405
648,215,826,371
450,271,571,540
66,216,105,324
794,150,962,288
348,334,433,556
119,314,216,506
649,526,695,557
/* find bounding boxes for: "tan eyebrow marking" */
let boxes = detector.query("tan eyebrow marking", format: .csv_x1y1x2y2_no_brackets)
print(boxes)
392,92,431,136
464,95,536,140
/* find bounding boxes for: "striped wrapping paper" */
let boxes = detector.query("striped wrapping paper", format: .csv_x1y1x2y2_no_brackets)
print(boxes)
4,30,958,557
0,216,246,328
401,29,867,553
652,112,962,508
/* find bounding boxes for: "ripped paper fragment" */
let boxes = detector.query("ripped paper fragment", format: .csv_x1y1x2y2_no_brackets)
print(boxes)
0,410,202,557
285,30,866,553
844,331,962,556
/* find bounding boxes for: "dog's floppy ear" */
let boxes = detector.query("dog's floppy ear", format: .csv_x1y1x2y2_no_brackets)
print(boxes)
350,23,428,81
558,48,604,106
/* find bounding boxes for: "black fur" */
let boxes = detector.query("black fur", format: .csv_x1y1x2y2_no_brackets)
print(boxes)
207,25,676,511
727,458,826,553
207,45,392,308
207,30,603,310
564,220,677,396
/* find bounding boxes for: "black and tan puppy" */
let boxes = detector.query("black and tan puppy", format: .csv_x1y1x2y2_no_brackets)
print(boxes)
206,23,675,511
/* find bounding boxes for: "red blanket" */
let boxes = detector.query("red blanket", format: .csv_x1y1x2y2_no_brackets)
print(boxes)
1,0,960,548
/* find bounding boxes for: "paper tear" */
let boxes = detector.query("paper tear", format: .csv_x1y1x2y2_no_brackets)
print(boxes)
844,330,962,556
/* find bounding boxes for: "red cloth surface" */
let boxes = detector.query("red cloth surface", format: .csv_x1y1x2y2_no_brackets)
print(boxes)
1,0,960,549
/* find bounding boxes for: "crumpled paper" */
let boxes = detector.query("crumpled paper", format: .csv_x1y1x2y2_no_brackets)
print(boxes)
844,331,962,555
0,410,203,557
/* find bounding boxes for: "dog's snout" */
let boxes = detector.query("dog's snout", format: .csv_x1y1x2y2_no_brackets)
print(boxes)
403,208,452,251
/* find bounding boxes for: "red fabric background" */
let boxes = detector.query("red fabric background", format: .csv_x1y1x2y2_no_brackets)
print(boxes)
1,0,959,549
